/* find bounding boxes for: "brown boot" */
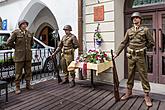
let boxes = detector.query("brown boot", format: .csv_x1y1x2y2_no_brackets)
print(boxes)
26,80,33,90
60,78,69,84
15,81,21,94
144,92,152,107
70,79,75,88
121,88,132,100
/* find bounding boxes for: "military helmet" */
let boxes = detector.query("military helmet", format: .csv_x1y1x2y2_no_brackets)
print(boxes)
18,19,29,28
63,25,72,31
131,12,142,20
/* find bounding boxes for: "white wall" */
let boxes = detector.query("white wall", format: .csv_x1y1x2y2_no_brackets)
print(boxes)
0,0,30,31
114,0,125,81
40,0,78,37
82,0,126,82
84,0,115,52
0,0,78,37
83,0,115,82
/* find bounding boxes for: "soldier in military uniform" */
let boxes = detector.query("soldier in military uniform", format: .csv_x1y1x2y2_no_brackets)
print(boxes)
114,12,154,107
51,25,79,87
6,20,34,94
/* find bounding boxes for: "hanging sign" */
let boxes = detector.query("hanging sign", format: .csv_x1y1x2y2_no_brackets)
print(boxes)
2,19,7,30
94,5,104,21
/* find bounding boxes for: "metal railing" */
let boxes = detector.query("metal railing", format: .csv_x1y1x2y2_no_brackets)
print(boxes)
0,48,60,88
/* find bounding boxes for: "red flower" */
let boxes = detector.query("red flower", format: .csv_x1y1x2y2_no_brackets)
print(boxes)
89,50,92,52
96,55,101,60
104,53,107,57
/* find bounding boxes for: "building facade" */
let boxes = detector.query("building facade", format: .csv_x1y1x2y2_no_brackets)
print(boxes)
1,0,165,84
80,0,165,84
0,0,78,46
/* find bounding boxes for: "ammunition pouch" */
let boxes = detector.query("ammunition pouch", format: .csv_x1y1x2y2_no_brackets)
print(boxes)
126,53,132,59
63,49,74,55
127,47,146,57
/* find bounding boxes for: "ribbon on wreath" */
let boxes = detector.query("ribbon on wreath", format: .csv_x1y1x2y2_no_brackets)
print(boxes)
82,62,87,78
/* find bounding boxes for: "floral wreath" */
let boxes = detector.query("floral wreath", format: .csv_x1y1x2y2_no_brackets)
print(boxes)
94,23,103,46
76,49,111,64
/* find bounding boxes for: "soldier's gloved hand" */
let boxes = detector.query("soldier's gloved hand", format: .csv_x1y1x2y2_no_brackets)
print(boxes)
51,52,56,59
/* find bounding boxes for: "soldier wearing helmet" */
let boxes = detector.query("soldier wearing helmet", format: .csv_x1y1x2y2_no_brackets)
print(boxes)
18,20,29,28
63,25,72,31
6,19,34,94
114,12,154,107
131,12,142,20
51,25,79,87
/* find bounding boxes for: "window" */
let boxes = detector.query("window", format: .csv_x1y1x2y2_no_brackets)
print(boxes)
133,0,165,7
0,33,11,50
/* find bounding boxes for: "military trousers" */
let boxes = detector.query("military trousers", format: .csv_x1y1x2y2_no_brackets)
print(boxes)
127,53,150,93
61,53,75,79
15,61,32,82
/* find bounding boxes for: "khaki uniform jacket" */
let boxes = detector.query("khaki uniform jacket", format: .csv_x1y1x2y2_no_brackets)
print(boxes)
116,26,155,56
6,29,34,62
55,33,79,54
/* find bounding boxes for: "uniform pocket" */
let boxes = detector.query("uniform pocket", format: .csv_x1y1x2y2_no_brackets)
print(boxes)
17,33,24,38
126,53,132,59
138,32,145,36
16,35,24,44
28,33,32,38
137,32,146,41
17,35,23,39
128,33,134,40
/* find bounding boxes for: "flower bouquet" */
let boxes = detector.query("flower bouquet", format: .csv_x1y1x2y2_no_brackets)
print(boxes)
94,30,103,46
77,49,111,64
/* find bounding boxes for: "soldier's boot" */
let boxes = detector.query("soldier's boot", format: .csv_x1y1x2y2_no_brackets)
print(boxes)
144,92,152,107
70,78,75,88
15,81,21,94
121,88,132,100
60,78,69,84
26,80,33,90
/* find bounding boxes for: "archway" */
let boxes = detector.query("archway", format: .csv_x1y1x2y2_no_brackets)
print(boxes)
124,0,165,84
18,0,59,47
36,25,55,47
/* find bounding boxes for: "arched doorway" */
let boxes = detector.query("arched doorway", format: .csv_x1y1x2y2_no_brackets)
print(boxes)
125,0,165,84
38,26,55,47
18,0,59,47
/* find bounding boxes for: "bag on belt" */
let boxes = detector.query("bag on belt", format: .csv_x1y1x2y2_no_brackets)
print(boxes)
127,47,146,55
63,49,74,55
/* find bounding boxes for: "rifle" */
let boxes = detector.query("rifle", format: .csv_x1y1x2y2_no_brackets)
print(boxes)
111,49,120,102
49,50,62,83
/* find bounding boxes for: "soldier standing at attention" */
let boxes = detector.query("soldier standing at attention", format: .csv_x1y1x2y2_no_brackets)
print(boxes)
114,12,154,107
51,25,79,88
6,20,34,94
